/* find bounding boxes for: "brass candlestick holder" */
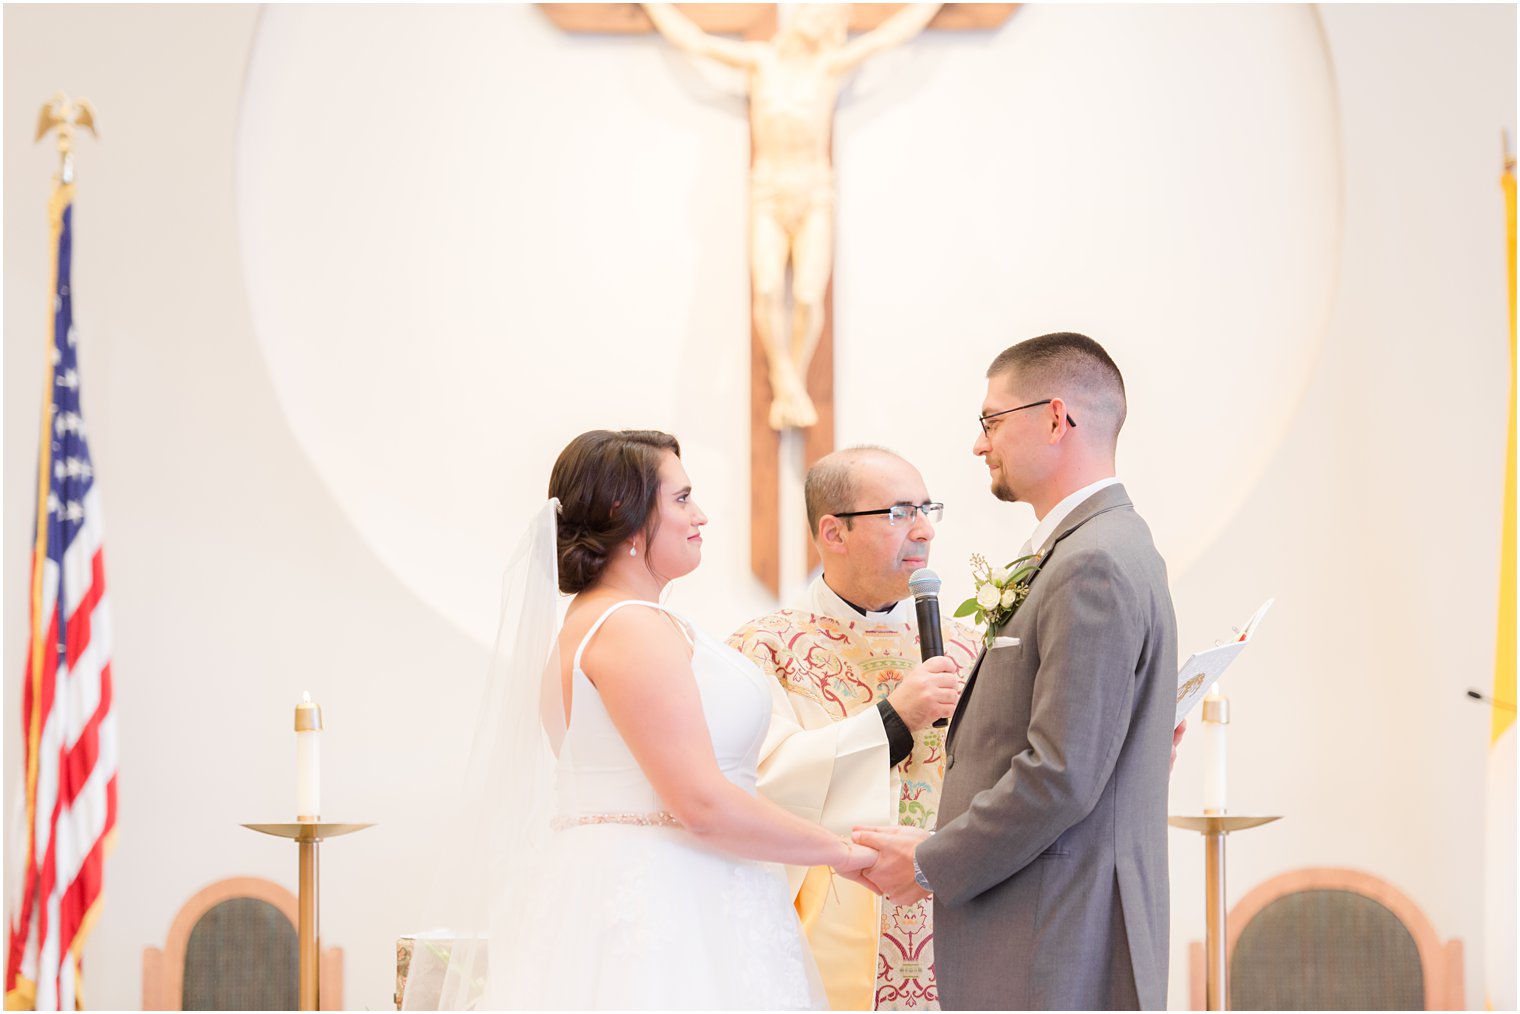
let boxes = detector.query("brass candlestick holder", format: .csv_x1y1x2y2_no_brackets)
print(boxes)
243,821,374,1010
1168,814,1281,1010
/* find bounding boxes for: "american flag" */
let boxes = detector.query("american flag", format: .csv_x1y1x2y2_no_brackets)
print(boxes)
5,185,117,1011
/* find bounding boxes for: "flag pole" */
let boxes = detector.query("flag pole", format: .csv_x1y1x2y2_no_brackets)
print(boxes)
7,93,98,1013
24,96,96,865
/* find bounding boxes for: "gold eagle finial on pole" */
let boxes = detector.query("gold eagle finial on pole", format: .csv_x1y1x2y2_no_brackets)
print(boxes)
35,92,98,183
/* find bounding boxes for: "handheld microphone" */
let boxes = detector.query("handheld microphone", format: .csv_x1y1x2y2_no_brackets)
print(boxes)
909,568,948,727
910,568,944,660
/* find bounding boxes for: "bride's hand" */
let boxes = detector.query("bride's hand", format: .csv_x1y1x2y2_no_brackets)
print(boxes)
834,842,883,895
834,841,878,874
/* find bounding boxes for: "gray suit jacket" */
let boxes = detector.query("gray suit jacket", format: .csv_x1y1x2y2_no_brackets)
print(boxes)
917,484,1177,1011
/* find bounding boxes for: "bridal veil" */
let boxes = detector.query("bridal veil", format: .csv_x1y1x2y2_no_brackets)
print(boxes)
400,498,564,1010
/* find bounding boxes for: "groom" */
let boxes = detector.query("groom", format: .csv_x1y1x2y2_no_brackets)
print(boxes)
854,333,1178,1010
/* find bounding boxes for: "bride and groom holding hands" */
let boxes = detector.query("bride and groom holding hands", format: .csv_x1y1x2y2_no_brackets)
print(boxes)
418,332,1178,1011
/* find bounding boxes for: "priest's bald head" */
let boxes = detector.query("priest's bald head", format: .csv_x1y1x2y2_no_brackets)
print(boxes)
805,446,936,611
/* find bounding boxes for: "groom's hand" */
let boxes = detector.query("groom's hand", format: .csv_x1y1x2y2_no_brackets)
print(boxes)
835,866,883,895
1171,719,1187,773
852,825,930,904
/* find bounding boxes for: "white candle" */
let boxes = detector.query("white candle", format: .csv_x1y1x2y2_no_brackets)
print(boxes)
1202,685,1228,814
295,691,322,820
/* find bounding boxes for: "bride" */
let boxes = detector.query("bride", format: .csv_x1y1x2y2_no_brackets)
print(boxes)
405,429,877,1010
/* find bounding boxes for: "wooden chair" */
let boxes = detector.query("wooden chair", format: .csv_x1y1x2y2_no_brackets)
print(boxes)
1189,867,1463,1010
142,876,343,1010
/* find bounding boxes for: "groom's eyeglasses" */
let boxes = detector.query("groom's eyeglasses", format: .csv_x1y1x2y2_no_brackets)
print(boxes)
978,399,1076,436
832,502,944,526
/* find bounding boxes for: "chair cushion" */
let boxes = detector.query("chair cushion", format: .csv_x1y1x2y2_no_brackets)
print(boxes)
182,897,298,1010
1230,888,1425,1010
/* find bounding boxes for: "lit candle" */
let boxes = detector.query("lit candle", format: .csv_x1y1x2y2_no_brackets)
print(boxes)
295,691,322,821
1201,684,1228,814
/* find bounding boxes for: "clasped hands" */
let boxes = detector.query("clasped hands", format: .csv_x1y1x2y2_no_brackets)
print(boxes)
835,825,933,905
835,717,1192,906
833,669,1191,905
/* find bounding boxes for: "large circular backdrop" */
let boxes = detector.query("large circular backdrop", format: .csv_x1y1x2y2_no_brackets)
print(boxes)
236,4,1340,643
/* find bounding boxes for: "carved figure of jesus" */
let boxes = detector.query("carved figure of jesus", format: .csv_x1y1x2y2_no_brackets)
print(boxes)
643,3,942,430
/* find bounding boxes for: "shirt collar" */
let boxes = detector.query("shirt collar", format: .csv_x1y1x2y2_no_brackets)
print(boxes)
803,575,915,624
1027,476,1121,556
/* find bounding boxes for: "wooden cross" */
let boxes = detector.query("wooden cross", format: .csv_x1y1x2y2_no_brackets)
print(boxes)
541,4,1018,596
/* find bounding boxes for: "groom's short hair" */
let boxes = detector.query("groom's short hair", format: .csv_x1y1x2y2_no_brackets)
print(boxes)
987,332,1127,438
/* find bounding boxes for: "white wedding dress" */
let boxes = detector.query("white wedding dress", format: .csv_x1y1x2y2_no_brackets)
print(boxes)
497,599,824,1010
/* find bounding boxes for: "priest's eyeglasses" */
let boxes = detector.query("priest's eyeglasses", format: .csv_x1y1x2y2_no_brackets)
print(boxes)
832,502,944,526
978,399,1076,435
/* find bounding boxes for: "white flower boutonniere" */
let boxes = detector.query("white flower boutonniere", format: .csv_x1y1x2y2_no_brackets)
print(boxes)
955,552,1041,643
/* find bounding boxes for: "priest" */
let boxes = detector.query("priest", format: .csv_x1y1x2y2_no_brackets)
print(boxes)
729,446,977,1011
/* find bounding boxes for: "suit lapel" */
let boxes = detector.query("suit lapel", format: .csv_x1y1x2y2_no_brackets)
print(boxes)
946,484,1135,745
1029,483,1133,579
946,646,987,744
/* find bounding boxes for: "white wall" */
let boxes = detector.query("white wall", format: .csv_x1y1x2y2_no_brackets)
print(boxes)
3,4,1513,1010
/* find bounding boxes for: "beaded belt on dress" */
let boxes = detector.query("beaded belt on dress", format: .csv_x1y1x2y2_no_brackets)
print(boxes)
550,811,681,831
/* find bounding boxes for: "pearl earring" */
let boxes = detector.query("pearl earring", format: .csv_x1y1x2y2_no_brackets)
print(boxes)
629,544,637,557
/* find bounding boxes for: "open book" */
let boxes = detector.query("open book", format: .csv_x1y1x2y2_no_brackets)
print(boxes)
1175,599,1273,724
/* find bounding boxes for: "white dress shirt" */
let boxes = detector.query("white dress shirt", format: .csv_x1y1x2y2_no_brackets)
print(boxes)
1022,476,1122,557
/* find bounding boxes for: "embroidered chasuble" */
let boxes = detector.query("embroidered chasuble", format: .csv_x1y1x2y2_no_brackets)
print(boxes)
729,583,980,1011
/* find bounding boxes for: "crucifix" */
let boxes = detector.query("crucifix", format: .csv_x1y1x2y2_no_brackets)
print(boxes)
540,3,1018,596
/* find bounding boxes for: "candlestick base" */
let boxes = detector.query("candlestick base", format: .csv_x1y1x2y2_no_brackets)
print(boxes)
244,821,375,1010
1169,813,1281,1012
1168,814,1280,835
244,821,374,842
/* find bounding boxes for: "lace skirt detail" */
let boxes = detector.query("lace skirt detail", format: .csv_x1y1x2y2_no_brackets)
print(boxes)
490,823,823,1010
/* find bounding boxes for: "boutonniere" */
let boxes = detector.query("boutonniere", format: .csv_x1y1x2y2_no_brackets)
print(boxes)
955,552,1041,643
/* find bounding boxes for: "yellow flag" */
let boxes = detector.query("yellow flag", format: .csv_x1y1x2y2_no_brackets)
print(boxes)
1498,160,1516,747
1484,155,1517,1012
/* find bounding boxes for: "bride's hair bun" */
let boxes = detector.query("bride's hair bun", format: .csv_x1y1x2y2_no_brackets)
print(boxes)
556,521,611,594
549,429,682,594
